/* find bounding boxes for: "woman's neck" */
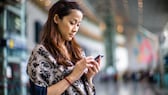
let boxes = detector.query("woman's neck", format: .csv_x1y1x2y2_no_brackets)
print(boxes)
61,42,71,60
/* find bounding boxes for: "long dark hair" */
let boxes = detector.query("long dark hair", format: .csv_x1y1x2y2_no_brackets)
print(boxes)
40,0,83,65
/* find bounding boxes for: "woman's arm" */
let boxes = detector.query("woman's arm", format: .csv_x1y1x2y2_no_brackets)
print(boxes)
47,58,90,95
47,56,96,95
28,49,96,95
47,75,74,95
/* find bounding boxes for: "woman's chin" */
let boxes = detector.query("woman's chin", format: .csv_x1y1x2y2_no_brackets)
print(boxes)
66,37,73,41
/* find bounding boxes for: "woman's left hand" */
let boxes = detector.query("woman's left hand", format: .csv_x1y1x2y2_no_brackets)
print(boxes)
85,57,101,84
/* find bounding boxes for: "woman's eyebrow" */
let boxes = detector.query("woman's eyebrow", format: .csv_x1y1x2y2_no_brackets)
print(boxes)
71,19,77,22
71,18,82,23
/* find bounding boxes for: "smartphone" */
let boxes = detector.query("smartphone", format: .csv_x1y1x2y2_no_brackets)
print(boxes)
94,54,104,62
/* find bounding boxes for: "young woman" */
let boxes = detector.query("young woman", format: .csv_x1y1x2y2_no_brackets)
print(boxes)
27,0,102,95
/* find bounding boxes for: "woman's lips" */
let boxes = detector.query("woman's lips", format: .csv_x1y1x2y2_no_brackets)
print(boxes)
69,34,75,37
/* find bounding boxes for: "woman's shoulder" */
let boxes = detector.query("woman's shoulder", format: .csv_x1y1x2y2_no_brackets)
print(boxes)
32,44,46,52
31,44,48,55
28,44,49,61
31,44,57,63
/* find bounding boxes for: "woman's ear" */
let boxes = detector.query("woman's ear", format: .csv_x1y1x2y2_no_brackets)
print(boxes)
54,14,59,24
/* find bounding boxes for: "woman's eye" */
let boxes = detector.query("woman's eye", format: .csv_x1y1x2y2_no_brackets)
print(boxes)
70,21,81,27
70,21,75,25
77,23,81,27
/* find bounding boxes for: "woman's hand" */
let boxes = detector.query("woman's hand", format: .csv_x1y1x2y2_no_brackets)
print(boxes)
85,57,101,85
67,56,96,82
48,57,96,95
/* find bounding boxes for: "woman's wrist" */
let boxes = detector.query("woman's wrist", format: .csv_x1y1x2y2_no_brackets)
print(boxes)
64,77,72,85
66,74,76,84
86,77,94,88
86,77,95,93
88,80,94,88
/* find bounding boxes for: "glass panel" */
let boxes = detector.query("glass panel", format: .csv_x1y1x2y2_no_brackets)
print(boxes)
0,61,4,95
6,10,21,35
0,48,3,59
0,7,4,37
11,3,21,9
0,0,21,9
34,21,42,43
7,48,25,57
7,63,21,95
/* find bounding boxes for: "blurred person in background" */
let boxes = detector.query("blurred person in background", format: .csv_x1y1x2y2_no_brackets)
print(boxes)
26,0,102,95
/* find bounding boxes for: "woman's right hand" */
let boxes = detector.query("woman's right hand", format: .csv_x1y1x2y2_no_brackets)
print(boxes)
67,56,94,82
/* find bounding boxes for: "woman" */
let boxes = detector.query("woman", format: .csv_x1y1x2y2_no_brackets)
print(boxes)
27,0,102,95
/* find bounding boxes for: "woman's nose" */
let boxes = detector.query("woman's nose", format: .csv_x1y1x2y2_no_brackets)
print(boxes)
72,25,79,32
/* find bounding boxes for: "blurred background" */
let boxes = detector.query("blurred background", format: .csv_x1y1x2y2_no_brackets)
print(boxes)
0,0,168,95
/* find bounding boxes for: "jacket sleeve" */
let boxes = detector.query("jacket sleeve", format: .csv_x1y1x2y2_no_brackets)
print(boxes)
27,51,51,95
27,50,52,87
82,75,96,95
27,45,55,95
85,80,96,95
29,80,47,95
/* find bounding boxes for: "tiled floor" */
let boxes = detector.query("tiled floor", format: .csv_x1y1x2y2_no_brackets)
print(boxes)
95,80,157,95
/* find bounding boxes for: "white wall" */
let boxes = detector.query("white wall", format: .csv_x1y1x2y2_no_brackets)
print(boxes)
26,1,47,52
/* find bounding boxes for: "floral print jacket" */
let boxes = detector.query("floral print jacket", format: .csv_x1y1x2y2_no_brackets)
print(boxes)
27,44,95,95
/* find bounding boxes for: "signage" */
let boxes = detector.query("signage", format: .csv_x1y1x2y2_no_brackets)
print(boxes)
7,38,27,50
0,38,7,47
0,38,27,50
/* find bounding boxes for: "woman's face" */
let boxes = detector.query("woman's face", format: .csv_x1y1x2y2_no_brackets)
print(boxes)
56,9,83,41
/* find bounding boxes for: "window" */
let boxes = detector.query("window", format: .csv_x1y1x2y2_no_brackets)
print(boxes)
0,61,3,95
0,6,4,37
0,0,21,9
34,21,42,43
7,63,21,95
7,10,21,35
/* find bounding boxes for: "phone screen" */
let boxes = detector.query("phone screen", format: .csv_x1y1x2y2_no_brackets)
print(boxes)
94,55,104,61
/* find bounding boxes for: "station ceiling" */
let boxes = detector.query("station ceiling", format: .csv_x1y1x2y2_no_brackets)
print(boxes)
31,0,168,35
88,0,168,34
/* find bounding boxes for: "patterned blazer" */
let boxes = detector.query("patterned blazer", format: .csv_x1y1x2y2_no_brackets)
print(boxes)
27,44,95,95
